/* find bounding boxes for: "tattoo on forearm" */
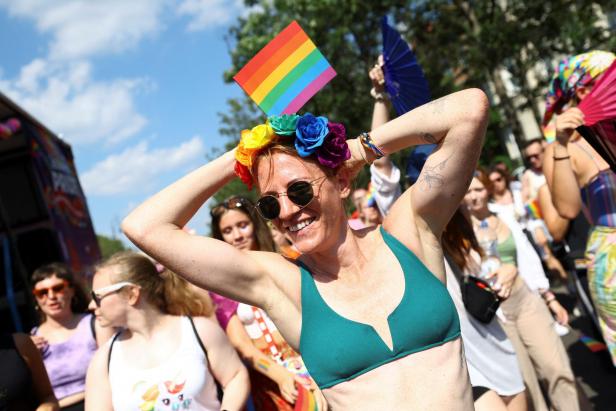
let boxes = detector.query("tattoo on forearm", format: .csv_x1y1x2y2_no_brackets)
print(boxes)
421,132,438,144
418,155,451,190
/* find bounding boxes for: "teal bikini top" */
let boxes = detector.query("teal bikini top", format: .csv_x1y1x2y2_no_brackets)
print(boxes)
299,227,461,389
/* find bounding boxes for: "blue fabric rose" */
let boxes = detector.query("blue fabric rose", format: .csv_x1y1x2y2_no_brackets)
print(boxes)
295,113,329,157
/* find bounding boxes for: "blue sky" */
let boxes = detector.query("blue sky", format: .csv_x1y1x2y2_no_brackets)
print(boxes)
0,0,253,242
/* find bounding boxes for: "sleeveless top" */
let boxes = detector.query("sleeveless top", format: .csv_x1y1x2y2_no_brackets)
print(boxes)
299,226,461,389
108,316,220,411
524,169,546,201
497,233,517,265
32,314,97,400
581,170,616,227
0,334,36,411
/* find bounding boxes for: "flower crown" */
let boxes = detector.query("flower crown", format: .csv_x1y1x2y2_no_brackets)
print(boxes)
234,113,351,188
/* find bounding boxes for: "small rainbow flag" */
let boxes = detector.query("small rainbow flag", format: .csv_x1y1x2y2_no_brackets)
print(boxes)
525,199,543,220
294,384,318,411
580,334,607,353
233,20,336,116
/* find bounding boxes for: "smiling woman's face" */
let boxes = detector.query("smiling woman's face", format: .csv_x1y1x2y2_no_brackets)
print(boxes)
218,209,257,251
255,151,346,255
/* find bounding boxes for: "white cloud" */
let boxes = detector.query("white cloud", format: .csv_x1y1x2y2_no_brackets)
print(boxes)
0,0,167,60
0,58,148,145
177,0,243,31
81,136,205,195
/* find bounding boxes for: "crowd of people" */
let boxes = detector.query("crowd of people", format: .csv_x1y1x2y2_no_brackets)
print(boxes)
2,49,615,411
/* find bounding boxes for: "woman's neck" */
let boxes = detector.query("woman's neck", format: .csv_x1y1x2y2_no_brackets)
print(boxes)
125,305,171,340
492,189,512,204
302,224,369,281
470,207,492,223
44,311,81,329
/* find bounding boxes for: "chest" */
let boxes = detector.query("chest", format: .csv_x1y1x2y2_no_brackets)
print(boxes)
316,252,405,324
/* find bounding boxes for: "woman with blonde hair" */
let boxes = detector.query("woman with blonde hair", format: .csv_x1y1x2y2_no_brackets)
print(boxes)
85,251,249,411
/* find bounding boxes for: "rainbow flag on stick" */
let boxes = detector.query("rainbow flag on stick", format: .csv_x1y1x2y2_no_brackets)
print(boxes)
233,21,336,116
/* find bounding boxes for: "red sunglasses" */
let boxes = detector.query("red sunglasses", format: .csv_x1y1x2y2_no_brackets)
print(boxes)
32,280,69,299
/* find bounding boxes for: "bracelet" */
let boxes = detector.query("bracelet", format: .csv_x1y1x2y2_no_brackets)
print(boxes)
360,132,385,159
545,298,557,304
356,138,370,165
370,87,386,102
553,155,570,161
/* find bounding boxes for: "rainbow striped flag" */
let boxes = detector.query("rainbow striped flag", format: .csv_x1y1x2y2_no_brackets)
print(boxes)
525,198,543,220
294,384,318,411
580,334,607,353
233,20,336,116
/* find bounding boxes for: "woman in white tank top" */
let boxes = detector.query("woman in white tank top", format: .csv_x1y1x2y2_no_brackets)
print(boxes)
84,252,250,411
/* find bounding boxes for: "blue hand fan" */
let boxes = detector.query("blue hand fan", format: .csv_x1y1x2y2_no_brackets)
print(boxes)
381,16,431,116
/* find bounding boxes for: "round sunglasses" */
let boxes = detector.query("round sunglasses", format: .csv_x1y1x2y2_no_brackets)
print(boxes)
32,280,69,299
255,177,326,220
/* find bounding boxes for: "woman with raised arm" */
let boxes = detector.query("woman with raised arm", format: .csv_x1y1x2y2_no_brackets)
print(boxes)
122,87,488,410
542,51,616,367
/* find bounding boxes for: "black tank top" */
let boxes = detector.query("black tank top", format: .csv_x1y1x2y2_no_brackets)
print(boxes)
0,333,36,411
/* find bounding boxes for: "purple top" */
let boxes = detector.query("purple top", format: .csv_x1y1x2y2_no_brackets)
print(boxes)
209,292,239,330
32,314,97,400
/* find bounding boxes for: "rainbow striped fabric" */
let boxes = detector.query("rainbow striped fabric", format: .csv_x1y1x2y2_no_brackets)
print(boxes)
580,334,607,353
233,21,336,116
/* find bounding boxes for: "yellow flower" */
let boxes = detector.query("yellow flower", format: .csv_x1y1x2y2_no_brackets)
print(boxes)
235,139,255,167
243,123,274,150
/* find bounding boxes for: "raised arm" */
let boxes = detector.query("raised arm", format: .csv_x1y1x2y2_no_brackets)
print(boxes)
121,150,290,307
371,88,489,234
537,184,570,242
542,108,584,219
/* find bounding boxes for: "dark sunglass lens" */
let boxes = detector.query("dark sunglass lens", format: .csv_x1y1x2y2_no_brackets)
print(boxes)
257,196,280,220
51,283,65,293
287,181,314,207
91,291,100,306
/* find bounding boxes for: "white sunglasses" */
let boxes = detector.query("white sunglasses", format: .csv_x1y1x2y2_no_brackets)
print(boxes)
91,281,137,307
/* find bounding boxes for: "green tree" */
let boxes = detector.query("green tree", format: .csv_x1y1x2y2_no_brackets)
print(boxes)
96,234,125,259
217,0,616,195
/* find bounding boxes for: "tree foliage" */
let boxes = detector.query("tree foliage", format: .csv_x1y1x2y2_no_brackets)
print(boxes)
216,0,616,199
96,234,125,260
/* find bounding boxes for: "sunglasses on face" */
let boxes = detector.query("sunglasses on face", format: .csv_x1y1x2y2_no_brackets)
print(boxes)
90,281,136,307
210,197,251,218
255,177,326,220
32,280,69,299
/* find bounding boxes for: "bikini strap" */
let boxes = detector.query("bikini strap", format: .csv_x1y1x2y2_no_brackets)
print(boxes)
573,140,602,173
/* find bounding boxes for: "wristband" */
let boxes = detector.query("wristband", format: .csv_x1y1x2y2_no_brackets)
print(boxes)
356,138,370,165
360,132,385,159
370,87,386,102
553,155,570,161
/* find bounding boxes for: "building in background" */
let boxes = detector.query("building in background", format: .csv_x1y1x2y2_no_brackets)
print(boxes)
0,91,100,333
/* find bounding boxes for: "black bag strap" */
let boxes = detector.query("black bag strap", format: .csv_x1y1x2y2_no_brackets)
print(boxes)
89,314,97,341
187,316,224,401
187,316,208,356
107,331,122,373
